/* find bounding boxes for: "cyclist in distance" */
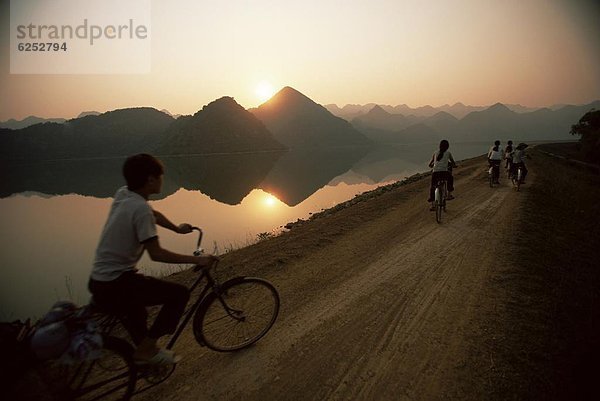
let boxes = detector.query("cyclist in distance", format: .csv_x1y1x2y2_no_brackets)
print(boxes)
88,154,218,366
511,143,529,183
428,139,456,210
504,140,514,176
488,140,503,184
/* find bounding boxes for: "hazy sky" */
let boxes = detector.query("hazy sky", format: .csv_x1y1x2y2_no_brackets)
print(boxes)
1,0,599,120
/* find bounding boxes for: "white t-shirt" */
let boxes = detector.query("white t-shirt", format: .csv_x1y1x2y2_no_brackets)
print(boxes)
432,150,453,172
91,186,157,281
488,146,503,161
512,149,526,164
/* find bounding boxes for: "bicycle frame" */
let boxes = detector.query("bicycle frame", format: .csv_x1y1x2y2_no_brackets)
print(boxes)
434,180,447,205
95,228,230,351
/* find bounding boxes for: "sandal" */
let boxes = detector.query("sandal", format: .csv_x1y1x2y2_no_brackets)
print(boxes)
134,348,181,366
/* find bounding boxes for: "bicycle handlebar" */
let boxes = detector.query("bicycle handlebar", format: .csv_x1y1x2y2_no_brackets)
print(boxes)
191,226,203,253
190,227,220,273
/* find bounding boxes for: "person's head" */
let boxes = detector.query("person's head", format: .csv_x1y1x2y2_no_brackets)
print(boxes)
437,140,450,161
494,140,500,146
508,140,513,145
123,154,164,193
439,139,449,152
516,143,528,150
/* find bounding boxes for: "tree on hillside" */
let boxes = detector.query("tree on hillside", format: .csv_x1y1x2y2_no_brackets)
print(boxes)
570,109,600,163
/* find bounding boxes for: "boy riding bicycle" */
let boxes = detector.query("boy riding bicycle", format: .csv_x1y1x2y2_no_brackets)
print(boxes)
88,154,217,366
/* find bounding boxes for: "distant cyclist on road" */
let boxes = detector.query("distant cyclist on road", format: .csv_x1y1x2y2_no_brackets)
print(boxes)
487,140,503,184
511,143,529,183
428,139,456,210
504,141,514,173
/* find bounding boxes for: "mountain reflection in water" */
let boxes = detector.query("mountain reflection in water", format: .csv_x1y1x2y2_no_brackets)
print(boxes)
0,143,491,319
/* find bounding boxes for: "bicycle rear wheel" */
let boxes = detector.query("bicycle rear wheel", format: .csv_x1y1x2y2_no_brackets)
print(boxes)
193,277,280,352
43,336,136,401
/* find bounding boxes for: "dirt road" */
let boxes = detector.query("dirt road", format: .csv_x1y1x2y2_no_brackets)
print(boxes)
138,156,526,400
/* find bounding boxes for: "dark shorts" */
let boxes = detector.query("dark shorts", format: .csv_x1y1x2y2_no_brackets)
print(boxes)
89,272,189,343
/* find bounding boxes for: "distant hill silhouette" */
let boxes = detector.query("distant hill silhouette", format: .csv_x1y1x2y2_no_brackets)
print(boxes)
159,109,182,119
326,102,489,120
1,99,287,162
252,87,371,148
456,103,519,141
328,102,541,121
0,108,174,161
76,111,101,118
422,111,459,133
0,116,66,129
450,101,600,142
155,97,286,155
436,103,487,119
347,100,600,144
352,105,413,132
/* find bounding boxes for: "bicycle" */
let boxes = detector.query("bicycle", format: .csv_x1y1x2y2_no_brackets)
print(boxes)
39,227,280,400
488,161,500,188
511,165,523,192
432,179,448,224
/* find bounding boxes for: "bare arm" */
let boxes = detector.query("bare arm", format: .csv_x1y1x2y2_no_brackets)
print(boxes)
153,210,192,234
144,237,216,266
428,154,435,168
449,154,456,168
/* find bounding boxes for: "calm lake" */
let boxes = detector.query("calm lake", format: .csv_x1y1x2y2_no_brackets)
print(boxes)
0,142,490,320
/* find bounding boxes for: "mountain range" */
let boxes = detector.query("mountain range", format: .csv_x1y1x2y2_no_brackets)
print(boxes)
325,102,547,120
0,98,288,162
0,88,372,162
347,100,600,143
1,86,598,164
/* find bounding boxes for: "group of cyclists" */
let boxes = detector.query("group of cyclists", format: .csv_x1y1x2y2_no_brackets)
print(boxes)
427,138,529,209
488,139,529,184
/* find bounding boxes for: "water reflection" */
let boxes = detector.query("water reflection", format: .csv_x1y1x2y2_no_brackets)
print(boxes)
0,152,285,204
0,149,368,206
0,142,491,319
258,147,369,206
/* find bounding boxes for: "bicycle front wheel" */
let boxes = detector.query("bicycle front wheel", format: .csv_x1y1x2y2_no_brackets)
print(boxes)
193,277,280,352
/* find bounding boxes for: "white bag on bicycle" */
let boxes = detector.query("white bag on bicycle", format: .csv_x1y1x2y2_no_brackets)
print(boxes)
31,301,103,364
60,320,103,365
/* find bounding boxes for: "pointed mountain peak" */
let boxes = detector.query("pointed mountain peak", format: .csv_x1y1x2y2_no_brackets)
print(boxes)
431,111,457,120
367,105,390,116
487,102,512,112
194,96,244,117
264,86,314,106
279,86,303,96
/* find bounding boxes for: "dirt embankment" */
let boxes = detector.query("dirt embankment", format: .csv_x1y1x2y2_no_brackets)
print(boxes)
133,147,598,400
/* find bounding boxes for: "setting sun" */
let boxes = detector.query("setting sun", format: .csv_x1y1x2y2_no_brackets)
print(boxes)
264,193,279,207
255,81,276,103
